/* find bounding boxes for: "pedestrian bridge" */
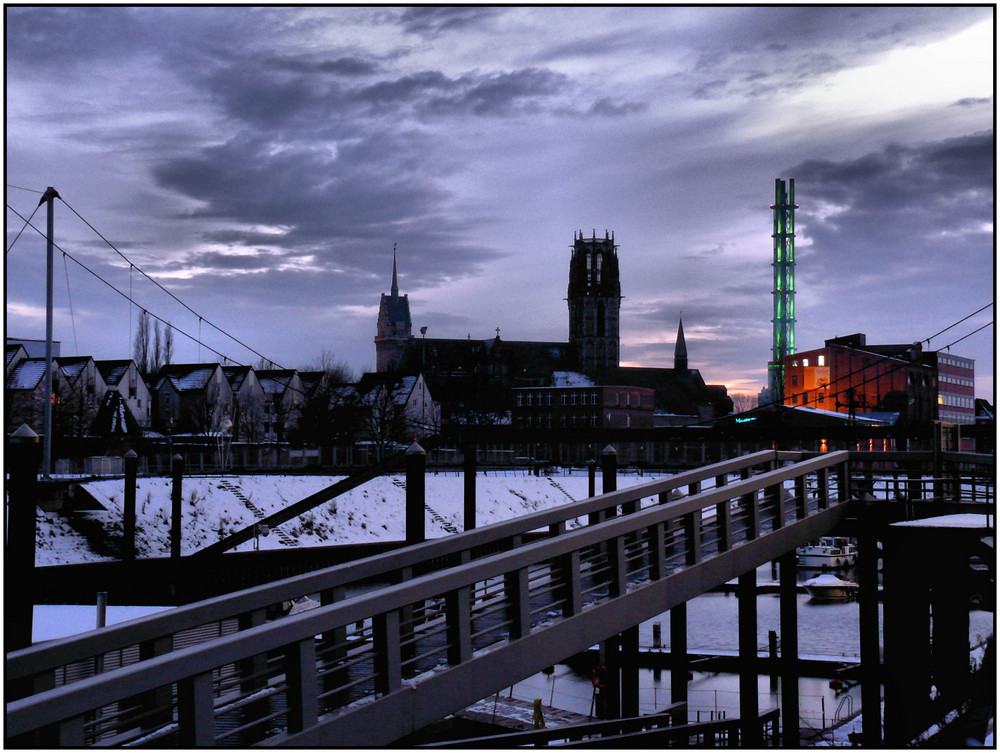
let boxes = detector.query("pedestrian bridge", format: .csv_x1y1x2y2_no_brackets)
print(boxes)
4,449,989,746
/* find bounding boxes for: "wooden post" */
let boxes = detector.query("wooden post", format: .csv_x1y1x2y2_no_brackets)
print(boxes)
123,450,138,561
463,443,476,531
170,454,184,558
779,550,800,747
857,525,881,747
406,442,426,545
670,603,688,712
7,424,40,651
621,625,640,718
602,445,617,519
738,571,760,747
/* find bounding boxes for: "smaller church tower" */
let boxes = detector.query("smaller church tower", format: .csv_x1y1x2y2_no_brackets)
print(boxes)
567,230,622,372
674,316,688,373
375,246,412,372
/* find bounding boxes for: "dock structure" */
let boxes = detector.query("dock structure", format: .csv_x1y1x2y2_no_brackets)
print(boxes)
6,448,993,747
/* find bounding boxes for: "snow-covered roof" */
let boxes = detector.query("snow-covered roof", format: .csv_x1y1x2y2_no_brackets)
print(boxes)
156,364,218,392
790,405,898,425
7,358,47,390
6,344,27,369
257,370,297,396
892,514,993,530
551,371,595,387
57,356,91,382
96,360,132,386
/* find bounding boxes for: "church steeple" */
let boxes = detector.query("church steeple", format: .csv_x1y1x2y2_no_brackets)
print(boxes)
674,315,688,373
375,244,412,371
391,243,399,302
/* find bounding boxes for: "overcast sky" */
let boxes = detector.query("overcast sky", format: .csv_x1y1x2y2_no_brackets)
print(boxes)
6,6,994,398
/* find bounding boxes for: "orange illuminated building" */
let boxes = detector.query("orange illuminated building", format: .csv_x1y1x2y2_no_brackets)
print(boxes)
782,333,936,425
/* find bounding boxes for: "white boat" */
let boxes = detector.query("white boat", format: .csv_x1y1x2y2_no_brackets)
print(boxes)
796,537,858,569
804,573,858,601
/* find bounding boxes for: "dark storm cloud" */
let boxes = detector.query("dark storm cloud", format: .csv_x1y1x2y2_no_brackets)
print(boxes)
398,7,503,37
4,6,144,67
269,55,383,77
788,131,994,284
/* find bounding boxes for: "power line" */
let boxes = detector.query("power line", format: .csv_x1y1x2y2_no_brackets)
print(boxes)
6,184,45,194
57,196,281,370
923,302,993,345
7,201,315,401
5,202,42,254
5,202,237,364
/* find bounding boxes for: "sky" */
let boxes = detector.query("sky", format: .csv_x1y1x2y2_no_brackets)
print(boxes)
5,6,995,398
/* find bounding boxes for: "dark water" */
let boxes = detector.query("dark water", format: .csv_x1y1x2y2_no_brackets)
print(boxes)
505,563,994,734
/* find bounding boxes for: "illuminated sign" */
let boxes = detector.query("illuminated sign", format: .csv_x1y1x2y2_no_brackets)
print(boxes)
735,416,757,424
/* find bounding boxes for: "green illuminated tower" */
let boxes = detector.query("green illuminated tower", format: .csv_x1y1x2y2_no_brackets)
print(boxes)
768,178,796,404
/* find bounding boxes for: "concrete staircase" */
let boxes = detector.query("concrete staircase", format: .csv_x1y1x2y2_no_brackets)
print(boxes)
546,477,577,502
216,479,298,547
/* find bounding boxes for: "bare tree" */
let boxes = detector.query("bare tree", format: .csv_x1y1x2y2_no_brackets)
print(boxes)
730,392,758,414
163,324,174,366
152,320,163,373
133,311,151,375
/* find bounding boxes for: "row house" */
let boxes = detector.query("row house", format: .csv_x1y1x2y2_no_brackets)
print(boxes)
96,360,153,428
7,355,105,436
256,369,305,444
153,363,234,435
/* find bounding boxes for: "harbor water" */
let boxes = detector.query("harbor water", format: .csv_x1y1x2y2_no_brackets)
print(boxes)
501,564,994,737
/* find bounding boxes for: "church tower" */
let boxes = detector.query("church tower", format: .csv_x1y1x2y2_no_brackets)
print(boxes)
567,230,621,372
674,316,688,373
375,246,412,372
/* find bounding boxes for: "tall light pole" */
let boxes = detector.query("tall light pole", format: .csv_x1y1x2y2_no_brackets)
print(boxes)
40,186,60,478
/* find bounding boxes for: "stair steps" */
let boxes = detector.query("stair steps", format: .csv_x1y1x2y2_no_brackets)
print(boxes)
217,480,298,547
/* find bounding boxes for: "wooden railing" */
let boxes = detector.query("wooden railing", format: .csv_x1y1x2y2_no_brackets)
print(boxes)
7,451,850,746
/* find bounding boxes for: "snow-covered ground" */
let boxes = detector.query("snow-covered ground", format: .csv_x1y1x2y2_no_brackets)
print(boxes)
36,470,672,564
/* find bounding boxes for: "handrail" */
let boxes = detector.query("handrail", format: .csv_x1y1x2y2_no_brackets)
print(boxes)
7,452,849,743
7,451,783,684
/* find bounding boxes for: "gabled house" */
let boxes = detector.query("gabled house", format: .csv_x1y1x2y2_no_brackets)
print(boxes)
6,344,28,378
256,369,304,444
6,355,105,437
54,356,106,437
356,372,440,453
153,363,233,435
96,359,153,428
222,365,266,444
6,357,49,433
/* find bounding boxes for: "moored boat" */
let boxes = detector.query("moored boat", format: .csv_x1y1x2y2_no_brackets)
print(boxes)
804,573,858,601
796,536,858,569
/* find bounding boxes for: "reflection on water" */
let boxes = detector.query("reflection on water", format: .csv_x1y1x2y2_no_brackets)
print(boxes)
505,564,994,735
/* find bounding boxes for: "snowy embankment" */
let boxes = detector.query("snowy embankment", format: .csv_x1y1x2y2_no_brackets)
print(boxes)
36,470,670,565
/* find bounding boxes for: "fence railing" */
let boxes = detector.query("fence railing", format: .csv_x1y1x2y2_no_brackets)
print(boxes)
8,451,850,746
7,450,785,700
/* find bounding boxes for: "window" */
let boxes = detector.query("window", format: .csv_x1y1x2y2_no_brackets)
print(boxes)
560,394,567,406
802,358,809,367
791,375,798,386
817,355,826,366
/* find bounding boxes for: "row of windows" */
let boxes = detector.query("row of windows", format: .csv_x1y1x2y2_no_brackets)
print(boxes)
938,355,973,368
517,392,601,407
939,411,975,424
939,394,975,409
516,414,600,428
939,374,974,388
789,355,826,367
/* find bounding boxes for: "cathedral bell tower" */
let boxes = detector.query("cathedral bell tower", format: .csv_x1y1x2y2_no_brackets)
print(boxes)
375,245,412,372
567,230,622,372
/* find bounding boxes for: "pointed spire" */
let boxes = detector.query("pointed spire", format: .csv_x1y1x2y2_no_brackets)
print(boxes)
674,314,688,372
391,243,399,301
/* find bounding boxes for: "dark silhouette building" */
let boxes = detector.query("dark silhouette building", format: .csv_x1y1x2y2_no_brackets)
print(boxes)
374,231,731,425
